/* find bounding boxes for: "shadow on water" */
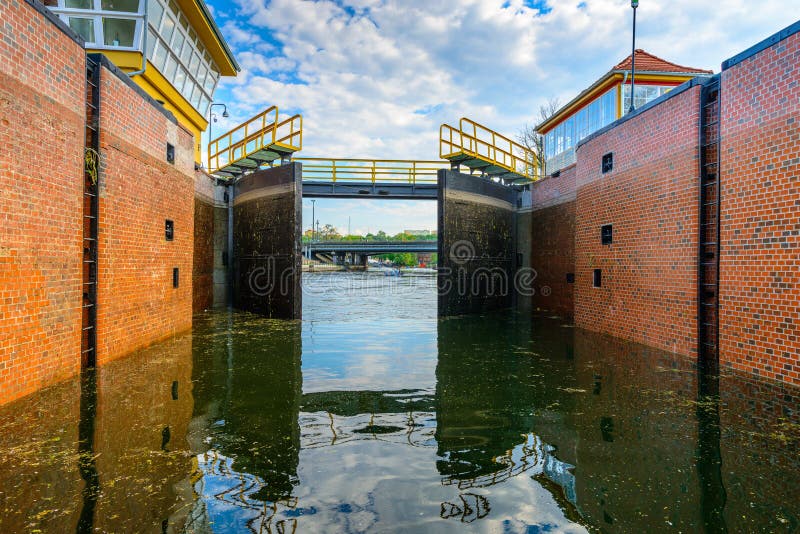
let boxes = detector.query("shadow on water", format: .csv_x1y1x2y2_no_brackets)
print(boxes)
696,368,728,534
76,368,99,534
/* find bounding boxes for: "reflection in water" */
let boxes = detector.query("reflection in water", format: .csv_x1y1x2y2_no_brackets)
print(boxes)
188,312,302,532
0,272,798,532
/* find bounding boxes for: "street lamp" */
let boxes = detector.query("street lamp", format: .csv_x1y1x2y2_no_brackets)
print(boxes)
629,0,639,114
208,102,229,167
311,199,316,241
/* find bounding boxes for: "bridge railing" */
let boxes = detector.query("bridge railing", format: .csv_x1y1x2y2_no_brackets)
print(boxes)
440,118,539,182
208,106,303,174
294,158,448,184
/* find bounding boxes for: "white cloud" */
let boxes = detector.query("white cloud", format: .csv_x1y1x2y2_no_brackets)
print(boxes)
202,0,796,231
206,0,795,162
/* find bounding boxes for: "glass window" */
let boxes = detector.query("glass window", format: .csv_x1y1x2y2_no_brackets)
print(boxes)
601,89,616,126
102,18,136,47
575,107,588,141
172,65,186,92
67,17,95,43
180,40,192,64
181,80,193,101
145,27,157,58
196,64,208,86
153,39,168,69
199,95,210,116
65,0,92,8
160,14,175,45
189,51,200,75
171,30,185,56
191,85,202,108
203,71,216,93
148,0,164,28
168,0,179,16
101,0,140,12
164,54,178,80
564,116,573,152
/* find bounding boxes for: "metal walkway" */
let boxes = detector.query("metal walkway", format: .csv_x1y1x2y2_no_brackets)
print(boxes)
440,118,538,183
207,110,536,190
296,158,446,199
208,106,302,178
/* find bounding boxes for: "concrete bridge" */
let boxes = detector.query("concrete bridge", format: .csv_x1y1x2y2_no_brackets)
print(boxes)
303,240,437,256
303,240,437,267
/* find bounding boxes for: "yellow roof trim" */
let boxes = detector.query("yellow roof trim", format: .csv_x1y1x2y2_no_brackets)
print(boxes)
176,0,238,76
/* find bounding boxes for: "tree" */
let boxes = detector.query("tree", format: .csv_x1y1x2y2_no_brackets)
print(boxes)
319,224,341,241
518,97,561,178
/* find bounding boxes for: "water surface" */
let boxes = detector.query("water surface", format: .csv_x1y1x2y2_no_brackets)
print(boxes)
0,272,798,533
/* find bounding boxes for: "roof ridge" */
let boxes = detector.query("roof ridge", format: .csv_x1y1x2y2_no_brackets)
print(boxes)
613,49,713,74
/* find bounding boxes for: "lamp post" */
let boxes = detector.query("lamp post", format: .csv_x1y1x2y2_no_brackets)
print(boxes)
208,102,229,168
629,0,639,113
311,199,316,241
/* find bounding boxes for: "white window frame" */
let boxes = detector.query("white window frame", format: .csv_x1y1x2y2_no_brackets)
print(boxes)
53,0,144,51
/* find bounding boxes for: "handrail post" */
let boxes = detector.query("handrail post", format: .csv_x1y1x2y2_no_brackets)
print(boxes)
332,160,337,183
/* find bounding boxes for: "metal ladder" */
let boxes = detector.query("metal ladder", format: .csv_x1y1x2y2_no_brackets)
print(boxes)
698,77,721,374
81,56,100,368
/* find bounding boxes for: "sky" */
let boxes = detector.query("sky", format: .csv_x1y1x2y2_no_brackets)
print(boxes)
203,0,795,235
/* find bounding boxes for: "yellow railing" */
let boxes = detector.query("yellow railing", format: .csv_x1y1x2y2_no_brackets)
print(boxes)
440,118,538,181
208,106,303,174
293,158,448,184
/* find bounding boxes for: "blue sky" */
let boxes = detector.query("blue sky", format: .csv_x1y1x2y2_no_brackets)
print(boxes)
204,0,793,235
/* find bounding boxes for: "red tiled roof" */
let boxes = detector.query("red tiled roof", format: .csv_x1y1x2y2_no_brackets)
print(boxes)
614,49,713,74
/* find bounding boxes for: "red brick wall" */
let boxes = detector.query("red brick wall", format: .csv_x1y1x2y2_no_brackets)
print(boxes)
193,172,215,312
96,63,194,364
529,164,577,318
718,32,800,385
574,86,701,356
0,0,85,404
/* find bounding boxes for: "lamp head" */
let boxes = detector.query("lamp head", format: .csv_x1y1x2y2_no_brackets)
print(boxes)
222,110,230,118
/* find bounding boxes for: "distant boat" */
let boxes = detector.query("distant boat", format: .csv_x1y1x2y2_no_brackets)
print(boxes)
383,267,401,277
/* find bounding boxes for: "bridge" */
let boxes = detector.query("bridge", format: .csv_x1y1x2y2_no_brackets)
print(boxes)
296,158,443,199
206,106,540,199
303,240,436,266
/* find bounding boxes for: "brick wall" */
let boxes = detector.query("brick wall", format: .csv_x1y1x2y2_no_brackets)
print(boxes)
573,85,701,356
0,0,85,404
529,164,577,319
96,61,194,364
193,171,215,312
718,30,800,385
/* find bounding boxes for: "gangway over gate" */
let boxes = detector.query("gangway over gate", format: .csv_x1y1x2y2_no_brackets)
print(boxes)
208,106,303,178
440,118,539,183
